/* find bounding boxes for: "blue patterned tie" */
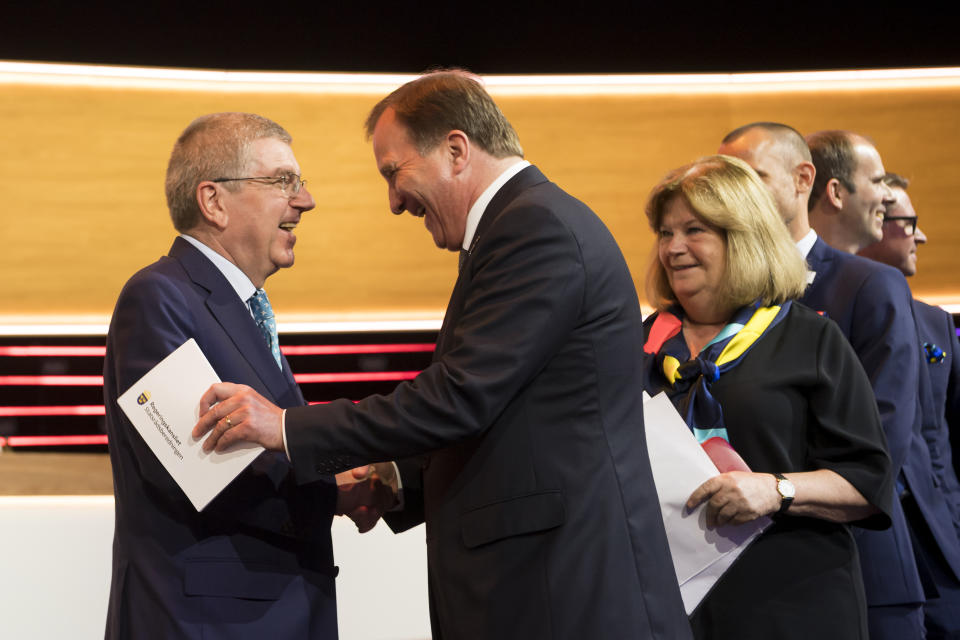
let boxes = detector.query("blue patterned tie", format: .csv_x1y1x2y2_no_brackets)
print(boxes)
247,289,282,369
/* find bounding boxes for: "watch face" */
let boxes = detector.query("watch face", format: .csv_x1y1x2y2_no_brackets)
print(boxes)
778,478,796,499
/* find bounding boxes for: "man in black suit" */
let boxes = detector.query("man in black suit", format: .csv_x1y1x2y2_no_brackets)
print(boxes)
195,71,691,640
859,173,960,639
719,124,925,639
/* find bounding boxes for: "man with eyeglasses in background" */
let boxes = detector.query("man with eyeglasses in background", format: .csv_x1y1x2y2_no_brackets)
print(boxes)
103,112,382,639
859,172,960,640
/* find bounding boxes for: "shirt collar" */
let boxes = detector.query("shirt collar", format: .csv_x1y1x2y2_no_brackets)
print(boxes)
180,234,257,302
796,228,818,259
462,160,531,251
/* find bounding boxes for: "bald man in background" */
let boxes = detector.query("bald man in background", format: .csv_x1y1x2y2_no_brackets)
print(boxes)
719,124,924,639
859,172,960,639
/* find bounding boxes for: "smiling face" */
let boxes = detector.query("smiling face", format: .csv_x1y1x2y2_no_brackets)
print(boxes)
371,107,470,251
840,141,895,249
658,196,728,312
859,186,926,276
219,137,315,287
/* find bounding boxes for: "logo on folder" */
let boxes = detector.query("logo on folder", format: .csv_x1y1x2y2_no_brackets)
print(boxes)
137,391,151,405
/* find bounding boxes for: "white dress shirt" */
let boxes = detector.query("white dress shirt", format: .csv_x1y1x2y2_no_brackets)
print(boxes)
462,160,531,252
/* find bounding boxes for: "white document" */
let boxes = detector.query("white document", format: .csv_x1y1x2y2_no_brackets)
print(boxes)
643,391,770,614
117,339,263,511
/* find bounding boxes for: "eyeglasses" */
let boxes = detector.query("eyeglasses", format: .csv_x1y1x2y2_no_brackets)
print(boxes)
883,215,918,236
213,171,306,198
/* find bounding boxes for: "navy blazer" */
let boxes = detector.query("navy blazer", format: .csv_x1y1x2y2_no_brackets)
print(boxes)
285,166,692,640
103,238,338,639
912,300,960,570
802,236,925,606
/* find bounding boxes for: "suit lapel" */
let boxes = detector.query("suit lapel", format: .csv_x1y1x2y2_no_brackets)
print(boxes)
801,237,836,307
805,237,832,277
169,238,297,404
436,166,550,355
470,165,549,253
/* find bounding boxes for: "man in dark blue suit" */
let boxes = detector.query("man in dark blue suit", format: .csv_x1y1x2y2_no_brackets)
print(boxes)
719,124,925,639
104,113,344,638
194,71,692,640
860,173,960,639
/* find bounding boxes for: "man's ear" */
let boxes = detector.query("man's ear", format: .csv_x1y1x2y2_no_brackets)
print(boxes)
446,130,470,174
794,161,816,196
197,181,229,230
825,177,845,209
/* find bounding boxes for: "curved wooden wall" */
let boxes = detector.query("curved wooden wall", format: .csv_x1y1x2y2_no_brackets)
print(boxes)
2,65,959,326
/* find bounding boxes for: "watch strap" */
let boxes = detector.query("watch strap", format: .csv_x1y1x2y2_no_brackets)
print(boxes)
774,472,794,514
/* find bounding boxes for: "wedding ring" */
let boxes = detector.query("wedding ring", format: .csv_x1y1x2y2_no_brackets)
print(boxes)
225,416,233,427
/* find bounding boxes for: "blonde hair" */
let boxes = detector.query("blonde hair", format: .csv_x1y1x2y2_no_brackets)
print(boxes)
645,154,807,311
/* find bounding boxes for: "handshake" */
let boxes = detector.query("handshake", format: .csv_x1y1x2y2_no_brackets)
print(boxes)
335,462,400,533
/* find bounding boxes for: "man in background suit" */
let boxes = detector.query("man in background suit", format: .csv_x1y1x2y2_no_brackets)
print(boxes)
104,112,350,638
859,173,960,639
194,71,692,640
718,124,924,639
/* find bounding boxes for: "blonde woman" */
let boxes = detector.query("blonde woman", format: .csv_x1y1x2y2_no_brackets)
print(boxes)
643,155,893,639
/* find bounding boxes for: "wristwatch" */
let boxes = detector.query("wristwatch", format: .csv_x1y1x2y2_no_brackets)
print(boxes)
773,473,795,514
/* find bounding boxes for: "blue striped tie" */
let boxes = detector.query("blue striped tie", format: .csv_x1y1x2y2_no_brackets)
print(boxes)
247,289,282,369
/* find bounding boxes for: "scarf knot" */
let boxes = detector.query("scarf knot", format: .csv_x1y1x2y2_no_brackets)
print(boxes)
644,301,791,444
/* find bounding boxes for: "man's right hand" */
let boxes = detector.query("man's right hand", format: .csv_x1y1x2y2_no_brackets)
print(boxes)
335,463,399,533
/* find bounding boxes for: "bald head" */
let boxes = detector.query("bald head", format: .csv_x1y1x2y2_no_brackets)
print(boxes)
718,122,815,241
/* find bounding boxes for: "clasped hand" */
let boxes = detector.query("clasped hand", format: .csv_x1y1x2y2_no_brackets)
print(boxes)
686,471,780,528
336,463,399,533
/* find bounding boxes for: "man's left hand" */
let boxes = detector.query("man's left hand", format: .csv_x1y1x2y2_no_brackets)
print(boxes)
192,382,284,452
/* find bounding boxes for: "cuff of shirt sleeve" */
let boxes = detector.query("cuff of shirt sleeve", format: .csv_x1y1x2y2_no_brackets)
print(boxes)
281,408,291,462
390,461,404,511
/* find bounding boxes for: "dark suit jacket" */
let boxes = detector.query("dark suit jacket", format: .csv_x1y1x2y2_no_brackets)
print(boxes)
103,238,338,639
802,236,924,606
285,166,692,639
650,303,893,639
911,300,960,580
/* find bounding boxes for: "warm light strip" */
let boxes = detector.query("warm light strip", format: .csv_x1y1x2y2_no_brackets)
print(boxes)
0,344,435,357
282,344,435,355
0,375,103,386
278,320,443,333
0,346,107,357
0,319,443,336
6,434,109,447
0,495,114,507
0,324,110,336
294,371,421,384
0,372,422,385
3,61,960,95
0,405,106,417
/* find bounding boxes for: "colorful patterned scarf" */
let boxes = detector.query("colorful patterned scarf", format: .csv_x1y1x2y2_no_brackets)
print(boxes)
644,301,792,445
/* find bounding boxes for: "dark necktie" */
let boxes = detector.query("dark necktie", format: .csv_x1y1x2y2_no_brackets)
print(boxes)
247,289,282,369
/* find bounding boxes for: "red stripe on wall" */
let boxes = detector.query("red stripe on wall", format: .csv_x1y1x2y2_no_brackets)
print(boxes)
0,405,106,417
294,371,421,384
6,435,109,447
